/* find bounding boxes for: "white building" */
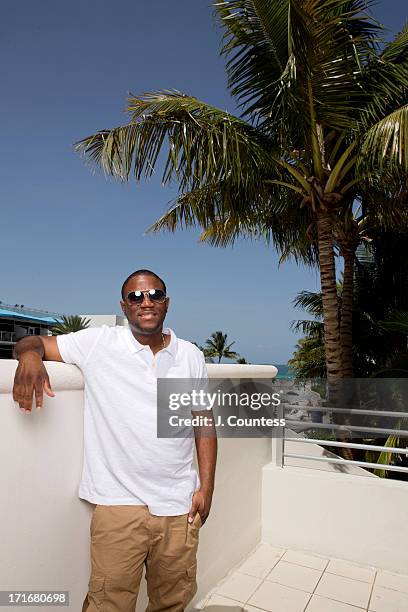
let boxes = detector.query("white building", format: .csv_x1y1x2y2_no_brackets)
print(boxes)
80,314,128,328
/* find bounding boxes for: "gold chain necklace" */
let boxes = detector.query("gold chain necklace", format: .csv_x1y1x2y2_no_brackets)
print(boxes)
161,333,166,349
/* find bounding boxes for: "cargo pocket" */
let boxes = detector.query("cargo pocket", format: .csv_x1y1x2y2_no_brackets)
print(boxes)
88,577,105,609
183,562,198,607
154,560,198,610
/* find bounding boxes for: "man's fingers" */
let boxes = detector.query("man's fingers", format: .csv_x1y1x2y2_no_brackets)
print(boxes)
14,391,23,408
14,378,53,412
34,383,44,409
188,498,200,523
23,384,33,412
43,378,55,398
13,379,24,405
12,383,19,403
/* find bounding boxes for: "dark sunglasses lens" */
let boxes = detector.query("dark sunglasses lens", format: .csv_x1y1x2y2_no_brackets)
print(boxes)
127,292,144,304
149,289,166,302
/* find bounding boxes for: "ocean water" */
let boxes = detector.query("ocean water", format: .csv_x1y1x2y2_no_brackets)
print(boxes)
275,364,294,379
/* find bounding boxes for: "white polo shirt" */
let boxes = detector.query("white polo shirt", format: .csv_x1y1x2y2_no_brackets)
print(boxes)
56,325,207,515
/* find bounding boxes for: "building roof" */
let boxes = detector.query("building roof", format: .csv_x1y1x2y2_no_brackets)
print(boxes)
0,308,61,324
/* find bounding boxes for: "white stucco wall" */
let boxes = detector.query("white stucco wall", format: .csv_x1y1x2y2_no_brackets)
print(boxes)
262,464,408,573
0,360,275,612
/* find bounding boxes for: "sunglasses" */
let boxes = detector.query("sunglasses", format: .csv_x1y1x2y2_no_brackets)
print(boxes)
125,289,167,305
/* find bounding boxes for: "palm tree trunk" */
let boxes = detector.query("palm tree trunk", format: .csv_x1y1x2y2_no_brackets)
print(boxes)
340,247,354,378
317,210,354,459
316,209,343,379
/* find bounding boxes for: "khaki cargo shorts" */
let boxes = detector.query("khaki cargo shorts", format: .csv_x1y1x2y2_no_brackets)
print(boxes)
81,504,201,612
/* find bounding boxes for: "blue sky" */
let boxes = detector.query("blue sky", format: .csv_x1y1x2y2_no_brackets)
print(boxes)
1,1,406,363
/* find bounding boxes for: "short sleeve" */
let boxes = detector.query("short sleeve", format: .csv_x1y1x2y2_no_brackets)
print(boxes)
197,350,208,381
190,349,209,414
56,327,103,368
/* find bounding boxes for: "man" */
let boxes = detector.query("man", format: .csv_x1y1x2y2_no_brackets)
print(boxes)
12,269,217,612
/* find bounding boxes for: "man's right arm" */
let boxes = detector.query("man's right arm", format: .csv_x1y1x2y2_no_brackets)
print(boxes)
12,336,64,413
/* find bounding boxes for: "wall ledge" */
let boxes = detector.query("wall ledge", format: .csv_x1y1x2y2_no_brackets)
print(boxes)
0,360,84,393
0,360,278,394
263,462,408,491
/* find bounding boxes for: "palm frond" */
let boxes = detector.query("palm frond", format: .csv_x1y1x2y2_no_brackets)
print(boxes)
148,183,232,233
293,290,324,317
215,0,290,122
358,104,408,173
216,0,380,136
372,434,404,478
147,176,279,234
51,315,91,335
359,24,408,129
291,319,324,336
147,178,319,265
75,91,270,192
379,310,408,335
288,335,327,379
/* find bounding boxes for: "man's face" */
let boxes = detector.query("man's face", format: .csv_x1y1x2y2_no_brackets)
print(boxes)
120,274,169,335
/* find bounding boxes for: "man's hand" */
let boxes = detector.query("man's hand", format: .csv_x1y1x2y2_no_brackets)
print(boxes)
188,487,213,526
13,352,55,413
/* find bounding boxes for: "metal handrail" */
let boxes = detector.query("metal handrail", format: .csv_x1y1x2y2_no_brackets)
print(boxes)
284,420,408,437
273,400,408,477
285,437,408,455
284,453,408,474
283,403,408,418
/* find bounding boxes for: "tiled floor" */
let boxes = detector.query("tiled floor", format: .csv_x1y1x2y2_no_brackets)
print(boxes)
194,543,408,612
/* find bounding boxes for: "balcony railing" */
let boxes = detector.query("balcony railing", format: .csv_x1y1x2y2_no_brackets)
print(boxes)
273,396,408,476
0,331,16,343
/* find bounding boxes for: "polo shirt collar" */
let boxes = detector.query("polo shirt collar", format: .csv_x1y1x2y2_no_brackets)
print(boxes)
125,326,177,356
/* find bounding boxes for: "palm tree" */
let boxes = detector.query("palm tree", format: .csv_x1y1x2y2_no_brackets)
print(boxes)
288,336,326,380
203,331,239,363
192,341,215,363
236,356,249,364
290,212,408,379
76,1,408,379
288,289,327,380
51,315,91,335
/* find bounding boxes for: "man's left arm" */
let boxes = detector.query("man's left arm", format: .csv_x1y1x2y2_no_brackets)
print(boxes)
188,349,217,525
189,425,217,525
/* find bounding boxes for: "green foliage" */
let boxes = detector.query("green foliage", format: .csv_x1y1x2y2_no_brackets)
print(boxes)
353,221,408,376
192,336,246,363
379,310,408,336
203,330,239,363
236,356,249,364
51,315,91,335
217,0,380,135
289,288,327,379
288,335,327,380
